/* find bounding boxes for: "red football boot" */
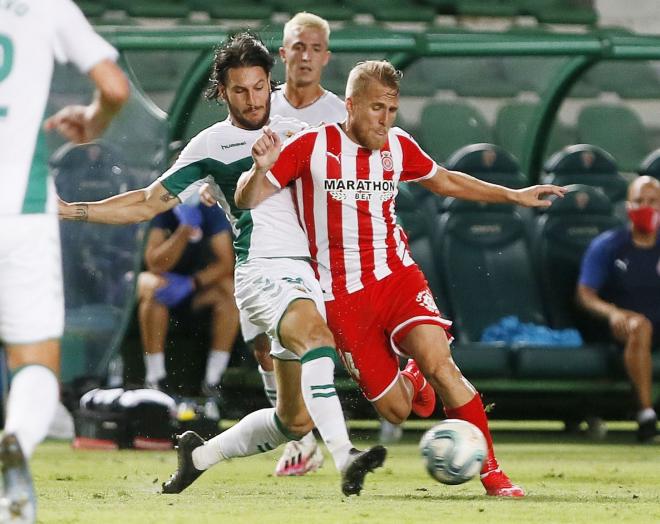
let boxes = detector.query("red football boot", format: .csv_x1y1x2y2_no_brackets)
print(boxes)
480,457,525,497
401,359,436,418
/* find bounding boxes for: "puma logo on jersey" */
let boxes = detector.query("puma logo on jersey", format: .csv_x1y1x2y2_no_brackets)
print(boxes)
614,258,628,272
326,151,341,164
220,141,247,150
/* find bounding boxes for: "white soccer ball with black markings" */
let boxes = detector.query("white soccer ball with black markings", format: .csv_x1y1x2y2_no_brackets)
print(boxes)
419,419,488,485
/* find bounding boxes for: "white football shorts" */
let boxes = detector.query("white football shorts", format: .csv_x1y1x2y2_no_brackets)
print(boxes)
234,257,326,361
0,214,64,345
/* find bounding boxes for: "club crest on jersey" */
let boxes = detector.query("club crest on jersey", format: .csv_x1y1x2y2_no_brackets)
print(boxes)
324,179,396,202
381,151,394,171
416,289,439,314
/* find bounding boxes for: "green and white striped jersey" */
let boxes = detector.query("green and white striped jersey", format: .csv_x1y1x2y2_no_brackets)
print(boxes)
0,0,118,216
158,114,310,264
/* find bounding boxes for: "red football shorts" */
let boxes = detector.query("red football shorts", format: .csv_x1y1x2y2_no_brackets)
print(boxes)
325,265,452,401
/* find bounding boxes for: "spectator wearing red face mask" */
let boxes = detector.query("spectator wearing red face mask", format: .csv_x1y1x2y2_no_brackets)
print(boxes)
577,176,660,443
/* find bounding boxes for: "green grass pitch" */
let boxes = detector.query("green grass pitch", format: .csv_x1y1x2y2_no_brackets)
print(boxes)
34,424,659,524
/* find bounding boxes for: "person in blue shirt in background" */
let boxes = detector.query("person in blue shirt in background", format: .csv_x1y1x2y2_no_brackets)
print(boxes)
137,198,239,401
577,176,660,443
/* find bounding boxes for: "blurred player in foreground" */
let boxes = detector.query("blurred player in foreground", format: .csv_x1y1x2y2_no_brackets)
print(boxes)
237,60,568,497
59,32,385,497
0,0,129,521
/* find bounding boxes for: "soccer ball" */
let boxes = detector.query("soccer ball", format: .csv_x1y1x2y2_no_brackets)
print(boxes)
419,419,488,485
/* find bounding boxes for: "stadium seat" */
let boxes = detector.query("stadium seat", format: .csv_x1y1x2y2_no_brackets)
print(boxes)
423,57,518,97
455,0,519,17
371,3,437,23
77,1,107,19
208,2,274,20
531,0,598,25
433,198,546,343
419,101,491,163
445,143,527,188
585,61,660,99
542,144,629,203
494,101,576,163
577,104,649,172
126,0,190,18
638,148,660,180
531,184,622,333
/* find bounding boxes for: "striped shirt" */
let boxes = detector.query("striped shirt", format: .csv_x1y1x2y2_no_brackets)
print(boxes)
267,123,437,300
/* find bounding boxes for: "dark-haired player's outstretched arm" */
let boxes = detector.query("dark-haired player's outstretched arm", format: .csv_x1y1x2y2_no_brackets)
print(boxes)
59,181,179,224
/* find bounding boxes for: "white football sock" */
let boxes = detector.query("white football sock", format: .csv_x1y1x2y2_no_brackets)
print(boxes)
300,347,352,471
192,408,290,470
258,365,277,407
4,365,59,458
637,407,657,423
144,352,166,384
205,349,231,385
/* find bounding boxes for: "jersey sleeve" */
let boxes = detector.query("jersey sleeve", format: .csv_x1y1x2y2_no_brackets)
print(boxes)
578,232,615,291
158,132,211,202
52,0,119,72
266,131,317,189
396,130,438,182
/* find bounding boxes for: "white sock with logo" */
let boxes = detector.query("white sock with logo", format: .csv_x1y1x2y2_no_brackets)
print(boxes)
300,347,352,471
192,408,291,470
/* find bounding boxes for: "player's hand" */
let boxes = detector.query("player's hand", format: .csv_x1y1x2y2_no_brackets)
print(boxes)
251,126,282,172
513,185,567,208
154,272,195,308
199,182,219,207
44,104,108,144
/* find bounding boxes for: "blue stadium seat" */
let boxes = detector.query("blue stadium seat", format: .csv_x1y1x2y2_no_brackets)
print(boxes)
638,148,660,181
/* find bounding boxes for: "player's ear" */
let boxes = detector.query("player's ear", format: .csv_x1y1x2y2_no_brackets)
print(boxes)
279,47,286,62
218,85,227,102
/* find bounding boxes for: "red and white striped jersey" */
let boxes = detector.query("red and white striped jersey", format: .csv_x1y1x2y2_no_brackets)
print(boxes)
267,123,437,300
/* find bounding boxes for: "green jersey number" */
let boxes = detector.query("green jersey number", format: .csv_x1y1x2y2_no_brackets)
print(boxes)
0,34,13,118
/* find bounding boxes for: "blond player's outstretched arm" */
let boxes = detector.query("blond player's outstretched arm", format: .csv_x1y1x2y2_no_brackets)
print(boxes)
420,165,567,207
59,181,178,224
44,59,130,144
235,127,282,209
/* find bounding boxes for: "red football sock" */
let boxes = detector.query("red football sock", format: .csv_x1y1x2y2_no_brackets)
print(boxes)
444,393,495,472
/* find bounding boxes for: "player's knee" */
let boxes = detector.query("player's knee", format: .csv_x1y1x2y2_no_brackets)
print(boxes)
422,355,460,384
633,316,653,338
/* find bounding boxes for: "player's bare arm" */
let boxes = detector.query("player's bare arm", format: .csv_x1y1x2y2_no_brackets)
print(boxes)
144,226,195,274
420,166,567,207
58,181,178,224
44,59,130,144
235,126,282,209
